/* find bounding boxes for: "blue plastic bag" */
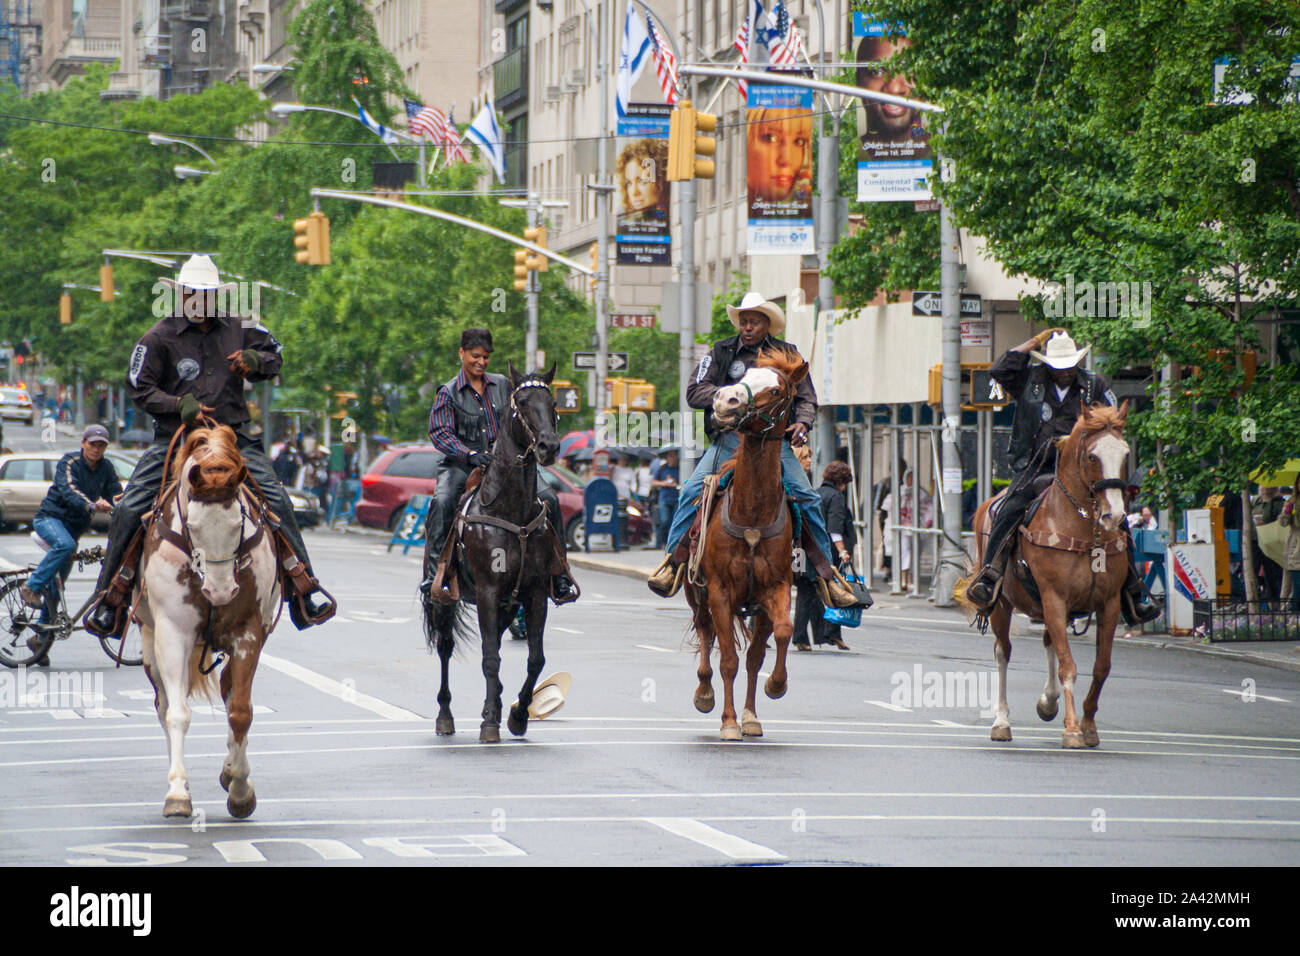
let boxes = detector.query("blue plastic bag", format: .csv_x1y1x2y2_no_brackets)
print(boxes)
822,568,867,628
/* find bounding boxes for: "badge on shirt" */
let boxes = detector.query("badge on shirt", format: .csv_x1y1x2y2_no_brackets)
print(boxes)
1040,402,1053,422
128,345,147,388
176,358,201,382
694,353,713,383
727,359,746,381
1103,388,1117,407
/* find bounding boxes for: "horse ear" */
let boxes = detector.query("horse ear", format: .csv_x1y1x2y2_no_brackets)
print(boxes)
1117,399,1129,425
788,360,809,386
507,361,521,387
542,361,556,386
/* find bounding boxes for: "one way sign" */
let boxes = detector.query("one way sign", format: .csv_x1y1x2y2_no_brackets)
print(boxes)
572,351,629,372
912,291,982,317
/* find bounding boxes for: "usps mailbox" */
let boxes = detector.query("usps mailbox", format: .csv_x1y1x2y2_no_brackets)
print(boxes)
583,476,620,553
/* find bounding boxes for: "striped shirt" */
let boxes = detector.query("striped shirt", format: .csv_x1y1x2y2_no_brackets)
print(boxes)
427,370,500,462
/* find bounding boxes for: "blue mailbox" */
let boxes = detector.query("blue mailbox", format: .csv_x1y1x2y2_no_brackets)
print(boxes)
583,476,621,553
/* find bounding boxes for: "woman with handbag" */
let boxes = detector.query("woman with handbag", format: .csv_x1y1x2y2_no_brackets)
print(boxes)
814,461,858,650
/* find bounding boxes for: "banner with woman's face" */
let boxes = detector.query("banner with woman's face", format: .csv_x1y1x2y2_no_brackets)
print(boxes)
746,84,815,254
853,17,932,201
616,104,672,266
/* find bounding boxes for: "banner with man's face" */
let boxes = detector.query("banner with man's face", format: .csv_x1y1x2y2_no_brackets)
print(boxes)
853,15,932,201
746,83,815,254
616,104,672,266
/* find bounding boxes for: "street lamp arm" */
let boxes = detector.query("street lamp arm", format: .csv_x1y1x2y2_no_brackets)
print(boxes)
679,65,944,113
310,189,595,276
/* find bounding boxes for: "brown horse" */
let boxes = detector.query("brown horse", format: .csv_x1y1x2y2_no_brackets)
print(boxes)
686,349,808,741
961,402,1131,748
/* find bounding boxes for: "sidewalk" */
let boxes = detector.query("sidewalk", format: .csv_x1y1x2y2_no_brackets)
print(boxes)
569,546,1300,676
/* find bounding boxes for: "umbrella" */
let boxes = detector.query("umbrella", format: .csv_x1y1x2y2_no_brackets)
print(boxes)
120,429,153,444
1250,458,1300,489
571,447,595,462
629,446,659,461
558,430,594,459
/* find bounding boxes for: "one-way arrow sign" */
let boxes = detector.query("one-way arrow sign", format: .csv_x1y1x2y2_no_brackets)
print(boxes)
912,290,982,317
572,351,629,372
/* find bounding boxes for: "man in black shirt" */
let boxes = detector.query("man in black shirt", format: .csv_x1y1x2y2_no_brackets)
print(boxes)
86,255,335,637
965,330,1159,624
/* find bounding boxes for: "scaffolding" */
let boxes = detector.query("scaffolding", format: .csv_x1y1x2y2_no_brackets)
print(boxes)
0,0,40,92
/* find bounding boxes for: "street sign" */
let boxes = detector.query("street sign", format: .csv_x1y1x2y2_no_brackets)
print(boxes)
555,385,582,413
572,351,629,372
912,291,981,317
611,313,656,329
960,318,993,347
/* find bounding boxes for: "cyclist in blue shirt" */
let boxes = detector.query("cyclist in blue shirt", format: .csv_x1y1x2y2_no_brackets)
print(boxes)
21,425,122,613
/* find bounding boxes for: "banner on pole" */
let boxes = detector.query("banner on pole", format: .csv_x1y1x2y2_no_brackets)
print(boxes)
746,83,815,255
852,20,933,202
616,104,672,266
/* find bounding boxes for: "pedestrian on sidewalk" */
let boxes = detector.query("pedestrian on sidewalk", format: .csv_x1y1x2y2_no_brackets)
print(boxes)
814,460,856,650
1279,477,1300,613
650,447,680,549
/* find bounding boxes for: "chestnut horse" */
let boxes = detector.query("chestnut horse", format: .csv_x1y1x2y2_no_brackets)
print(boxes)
686,349,808,741
961,402,1131,748
136,426,280,817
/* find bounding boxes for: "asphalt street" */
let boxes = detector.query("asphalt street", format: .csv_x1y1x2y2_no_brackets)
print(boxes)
1,424,1298,867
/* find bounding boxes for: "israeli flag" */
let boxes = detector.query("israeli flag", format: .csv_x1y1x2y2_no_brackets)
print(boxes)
617,1,652,118
465,98,506,184
352,96,400,146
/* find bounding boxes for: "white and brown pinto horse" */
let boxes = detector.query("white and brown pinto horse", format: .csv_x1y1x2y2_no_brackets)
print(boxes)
963,402,1132,748
136,426,280,818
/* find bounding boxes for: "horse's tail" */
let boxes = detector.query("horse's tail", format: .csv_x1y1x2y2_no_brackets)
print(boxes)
422,593,478,655
187,643,220,702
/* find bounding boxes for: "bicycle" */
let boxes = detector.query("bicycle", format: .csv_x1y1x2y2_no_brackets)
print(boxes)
0,545,144,668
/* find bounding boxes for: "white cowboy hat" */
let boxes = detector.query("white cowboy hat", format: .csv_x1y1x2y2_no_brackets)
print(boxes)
725,291,786,337
513,671,572,720
1030,331,1091,370
159,254,236,292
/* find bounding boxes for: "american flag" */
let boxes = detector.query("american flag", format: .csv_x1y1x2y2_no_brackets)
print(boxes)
646,11,679,106
404,98,469,163
732,1,763,98
765,2,806,70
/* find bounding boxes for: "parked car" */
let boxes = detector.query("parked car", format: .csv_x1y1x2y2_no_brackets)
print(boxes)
0,387,35,424
354,443,652,548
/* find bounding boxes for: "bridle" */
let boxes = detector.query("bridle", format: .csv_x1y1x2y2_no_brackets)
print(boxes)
505,378,558,465
165,481,267,583
722,371,795,441
1054,425,1128,524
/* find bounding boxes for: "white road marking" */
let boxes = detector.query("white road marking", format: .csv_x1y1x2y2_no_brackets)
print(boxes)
349,613,411,624
636,644,675,653
550,626,583,635
1221,689,1290,703
865,699,911,713
645,817,786,861
258,654,422,721
931,719,964,727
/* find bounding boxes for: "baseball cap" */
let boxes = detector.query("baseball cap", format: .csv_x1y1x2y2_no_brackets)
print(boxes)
82,424,110,444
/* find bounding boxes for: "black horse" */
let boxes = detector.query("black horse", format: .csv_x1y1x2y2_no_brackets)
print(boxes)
422,362,563,743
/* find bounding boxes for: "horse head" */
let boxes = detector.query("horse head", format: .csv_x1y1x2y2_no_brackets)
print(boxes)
173,425,249,606
506,361,560,465
712,347,809,436
1068,400,1130,532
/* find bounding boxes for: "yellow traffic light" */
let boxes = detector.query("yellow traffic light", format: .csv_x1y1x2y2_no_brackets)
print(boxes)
667,99,716,182
513,248,529,291
293,211,331,266
99,264,114,302
588,242,598,289
523,225,548,273
59,293,72,325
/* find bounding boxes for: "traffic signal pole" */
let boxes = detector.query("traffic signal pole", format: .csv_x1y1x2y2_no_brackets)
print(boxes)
935,168,964,606
526,192,540,373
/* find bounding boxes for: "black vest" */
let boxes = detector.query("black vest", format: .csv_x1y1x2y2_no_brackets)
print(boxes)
442,372,508,463
703,336,800,440
1008,365,1102,471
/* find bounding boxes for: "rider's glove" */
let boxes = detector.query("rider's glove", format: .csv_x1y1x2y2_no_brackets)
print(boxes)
240,349,261,374
178,393,200,426
470,451,492,471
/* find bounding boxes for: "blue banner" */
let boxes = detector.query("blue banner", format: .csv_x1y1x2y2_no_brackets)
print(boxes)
616,103,672,266
746,84,815,255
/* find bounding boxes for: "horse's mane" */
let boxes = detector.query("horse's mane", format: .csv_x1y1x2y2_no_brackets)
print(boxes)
173,425,245,501
755,346,807,381
1073,402,1126,437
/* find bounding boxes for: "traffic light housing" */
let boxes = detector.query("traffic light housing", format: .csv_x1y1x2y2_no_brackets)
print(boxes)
513,248,529,292
667,99,716,182
523,225,548,273
59,293,72,325
99,264,114,302
293,211,331,266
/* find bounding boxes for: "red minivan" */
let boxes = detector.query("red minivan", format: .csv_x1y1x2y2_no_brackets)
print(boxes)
355,443,652,548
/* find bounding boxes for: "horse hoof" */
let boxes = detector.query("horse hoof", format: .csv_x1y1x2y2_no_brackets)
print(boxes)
741,721,763,737
694,688,715,714
1083,727,1100,748
436,716,456,736
1036,697,1059,722
990,724,1012,742
507,712,528,737
1062,732,1086,749
764,677,787,700
227,791,256,819
720,724,742,741
163,796,192,818
480,723,501,744
219,767,232,792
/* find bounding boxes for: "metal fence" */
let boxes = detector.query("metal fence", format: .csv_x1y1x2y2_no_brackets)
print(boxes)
1192,599,1300,643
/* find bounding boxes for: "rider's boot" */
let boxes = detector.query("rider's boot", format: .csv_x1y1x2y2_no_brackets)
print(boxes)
85,528,145,639
273,528,336,629
646,554,685,598
965,551,1008,612
548,527,580,605
1120,553,1162,625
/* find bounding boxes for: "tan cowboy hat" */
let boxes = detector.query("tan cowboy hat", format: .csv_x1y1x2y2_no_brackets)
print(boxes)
159,254,236,293
513,671,572,720
1030,330,1091,370
725,291,786,337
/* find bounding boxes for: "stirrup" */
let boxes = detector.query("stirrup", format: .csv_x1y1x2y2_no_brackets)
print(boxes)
647,557,685,598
